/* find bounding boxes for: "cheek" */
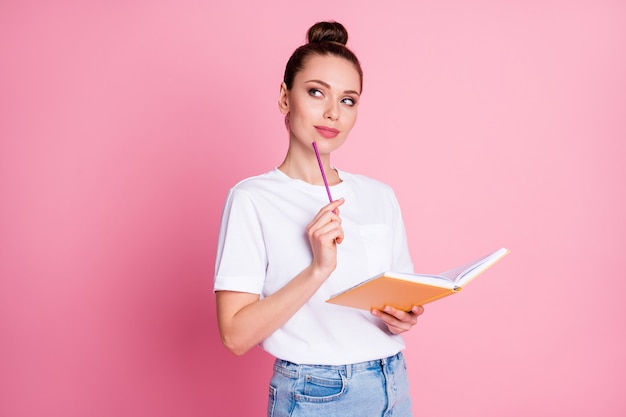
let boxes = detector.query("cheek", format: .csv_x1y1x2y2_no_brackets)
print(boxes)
285,105,314,135
289,100,314,120
344,109,358,128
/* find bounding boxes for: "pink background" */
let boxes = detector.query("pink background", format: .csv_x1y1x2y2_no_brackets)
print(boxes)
1,1,625,416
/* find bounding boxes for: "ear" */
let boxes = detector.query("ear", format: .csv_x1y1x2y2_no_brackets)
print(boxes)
278,82,289,115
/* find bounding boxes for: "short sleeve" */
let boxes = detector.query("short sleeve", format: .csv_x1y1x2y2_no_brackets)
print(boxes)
214,188,267,294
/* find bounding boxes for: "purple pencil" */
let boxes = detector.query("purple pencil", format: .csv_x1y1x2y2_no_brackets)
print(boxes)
312,141,334,205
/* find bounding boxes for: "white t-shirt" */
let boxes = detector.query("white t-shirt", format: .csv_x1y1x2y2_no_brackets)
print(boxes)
214,168,414,365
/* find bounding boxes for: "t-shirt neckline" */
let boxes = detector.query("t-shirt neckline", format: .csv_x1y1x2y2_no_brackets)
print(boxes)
272,167,348,195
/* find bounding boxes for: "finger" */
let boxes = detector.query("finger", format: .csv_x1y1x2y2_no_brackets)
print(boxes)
322,198,345,217
377,313,413,335
411,305,425,316
310,220,344,246
371,307,417,332
307,204,341,229
307,208,343,240
387,324,409,335
384,306,418,324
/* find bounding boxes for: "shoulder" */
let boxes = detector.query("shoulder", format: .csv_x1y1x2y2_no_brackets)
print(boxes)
340,170,397,196
221,169,309,217
223,169,289,202
230,169,283,192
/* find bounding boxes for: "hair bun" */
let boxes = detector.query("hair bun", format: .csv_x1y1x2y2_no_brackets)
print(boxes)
307,21,348,45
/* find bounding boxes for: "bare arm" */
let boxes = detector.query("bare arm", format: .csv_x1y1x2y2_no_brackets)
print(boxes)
216,198,345,355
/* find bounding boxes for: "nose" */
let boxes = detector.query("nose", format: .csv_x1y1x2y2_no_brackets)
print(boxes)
324,101,339,121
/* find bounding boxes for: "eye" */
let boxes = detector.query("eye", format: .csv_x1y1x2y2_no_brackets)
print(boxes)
308,88,323,97
341,97,357,106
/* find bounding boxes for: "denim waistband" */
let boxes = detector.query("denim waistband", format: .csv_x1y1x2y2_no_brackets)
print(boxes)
274,351,403,379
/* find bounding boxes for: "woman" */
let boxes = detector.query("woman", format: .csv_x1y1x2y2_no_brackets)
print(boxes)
214,21,424,417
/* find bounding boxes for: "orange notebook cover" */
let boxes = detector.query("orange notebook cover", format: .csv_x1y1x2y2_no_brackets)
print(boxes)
326,248,510,311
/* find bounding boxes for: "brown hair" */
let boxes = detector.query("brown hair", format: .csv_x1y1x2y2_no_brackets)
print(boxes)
283,21,363,92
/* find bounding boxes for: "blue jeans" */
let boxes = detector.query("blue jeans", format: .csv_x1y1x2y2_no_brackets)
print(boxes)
268,352,412,417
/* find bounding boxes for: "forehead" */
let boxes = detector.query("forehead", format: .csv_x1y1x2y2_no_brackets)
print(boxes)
296,54,361,93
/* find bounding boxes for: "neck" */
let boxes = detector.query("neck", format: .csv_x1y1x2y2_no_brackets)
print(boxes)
278,143,340,186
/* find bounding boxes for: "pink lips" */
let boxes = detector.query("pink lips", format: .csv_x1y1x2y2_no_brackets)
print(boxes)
314,126,340,139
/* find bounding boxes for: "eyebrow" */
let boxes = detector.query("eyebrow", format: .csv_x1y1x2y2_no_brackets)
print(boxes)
305,79,361,96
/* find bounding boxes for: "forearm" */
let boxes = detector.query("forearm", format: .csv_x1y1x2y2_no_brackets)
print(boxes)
216,264,329,355
217,199,344,355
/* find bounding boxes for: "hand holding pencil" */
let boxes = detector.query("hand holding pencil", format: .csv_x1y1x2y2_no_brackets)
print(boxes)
305,141,344,275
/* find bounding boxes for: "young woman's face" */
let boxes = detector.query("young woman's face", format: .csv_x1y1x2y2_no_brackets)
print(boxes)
280,54,361,153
